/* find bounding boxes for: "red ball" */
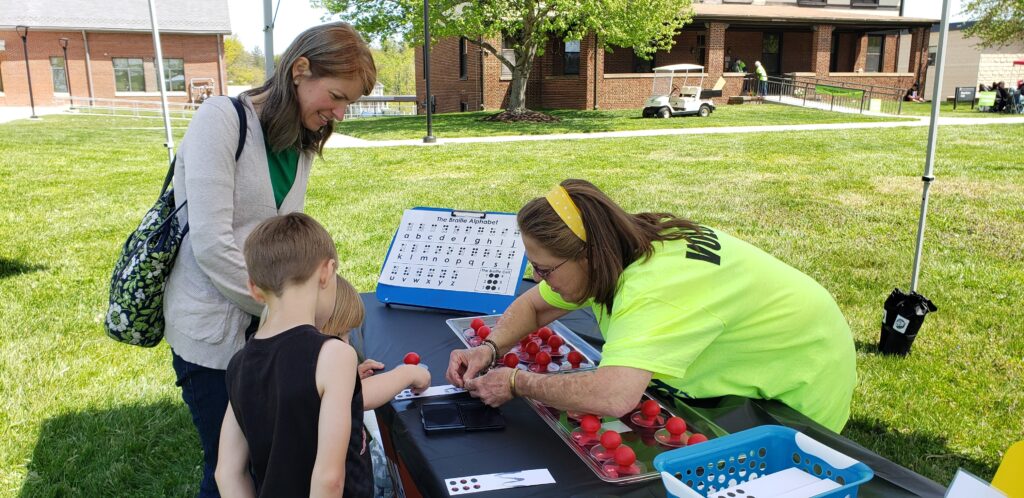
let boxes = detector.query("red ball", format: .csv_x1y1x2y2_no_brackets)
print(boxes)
403,352,420,365
641,399,661,418
600,430,622,450
503,352,519,368
535,351,551,367
666,416,687,435
567,351,584,367
519,337,532,348
470,318,485,331
476,325,491,340
537,327,553,343
613,445,636,467
524,341,540,355
687,433,708,445
580,415,601,434
547,335,564,351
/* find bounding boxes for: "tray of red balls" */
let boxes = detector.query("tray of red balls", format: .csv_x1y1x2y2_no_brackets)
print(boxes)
446,315,599,373
529,396,712,485
446,315,713,485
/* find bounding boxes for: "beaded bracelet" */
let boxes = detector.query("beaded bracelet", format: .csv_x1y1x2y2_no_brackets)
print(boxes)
482,339,500,368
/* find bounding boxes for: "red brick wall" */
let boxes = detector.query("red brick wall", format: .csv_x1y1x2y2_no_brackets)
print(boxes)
418,26,926,112
0,29,222,107
414,37,483,114
781,32,812,73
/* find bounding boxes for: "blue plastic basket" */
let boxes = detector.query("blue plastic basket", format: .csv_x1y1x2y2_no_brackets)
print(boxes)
653,425,873,498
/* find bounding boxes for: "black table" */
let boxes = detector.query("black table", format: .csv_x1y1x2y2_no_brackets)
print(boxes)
353,289,947,498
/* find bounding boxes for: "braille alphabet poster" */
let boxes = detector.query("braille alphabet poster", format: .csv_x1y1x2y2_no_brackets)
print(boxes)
376,208,527,313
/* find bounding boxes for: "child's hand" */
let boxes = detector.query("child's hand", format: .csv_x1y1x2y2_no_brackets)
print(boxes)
357,359,384,379
407,364,431,394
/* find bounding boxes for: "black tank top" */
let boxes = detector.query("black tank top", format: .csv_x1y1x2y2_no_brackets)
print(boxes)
226,324,372,497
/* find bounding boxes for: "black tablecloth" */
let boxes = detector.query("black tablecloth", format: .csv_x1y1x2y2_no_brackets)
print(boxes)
352,287,946,498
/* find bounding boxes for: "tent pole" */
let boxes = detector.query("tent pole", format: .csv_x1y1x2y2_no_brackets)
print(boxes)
909,0,951,293
147,0,174,165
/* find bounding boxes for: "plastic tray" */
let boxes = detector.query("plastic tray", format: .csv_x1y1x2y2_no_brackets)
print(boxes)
530,394,722,485
446,315,600,372
654,425,873,498
446,315,722,485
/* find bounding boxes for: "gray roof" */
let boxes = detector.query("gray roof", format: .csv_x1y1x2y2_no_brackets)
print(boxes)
0,0,232,34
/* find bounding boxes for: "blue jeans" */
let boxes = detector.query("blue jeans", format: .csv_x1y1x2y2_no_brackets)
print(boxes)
172,351,229,498
759,81,768,96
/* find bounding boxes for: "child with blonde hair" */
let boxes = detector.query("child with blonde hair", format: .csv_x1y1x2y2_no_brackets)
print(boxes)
318,274,430,409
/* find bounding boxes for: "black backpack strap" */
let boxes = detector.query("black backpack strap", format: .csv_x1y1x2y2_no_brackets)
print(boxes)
177,96,249,237
228,96,248,160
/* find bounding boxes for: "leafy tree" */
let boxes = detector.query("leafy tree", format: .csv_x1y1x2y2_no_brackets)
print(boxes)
961,0,1024,48
372,39,416,95
224,36,265,86
314,0,693,114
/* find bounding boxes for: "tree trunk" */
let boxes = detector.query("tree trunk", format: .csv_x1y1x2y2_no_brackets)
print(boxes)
508,67,530,114
506,45,537,114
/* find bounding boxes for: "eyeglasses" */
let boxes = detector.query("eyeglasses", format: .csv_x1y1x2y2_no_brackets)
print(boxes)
530,257,572,280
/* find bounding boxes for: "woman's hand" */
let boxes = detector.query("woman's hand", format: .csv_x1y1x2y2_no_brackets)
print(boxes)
357,359,385,379
445,346,493,388
464,368,516,407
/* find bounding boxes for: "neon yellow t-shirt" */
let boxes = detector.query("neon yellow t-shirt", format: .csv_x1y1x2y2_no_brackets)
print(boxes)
539,226,856,432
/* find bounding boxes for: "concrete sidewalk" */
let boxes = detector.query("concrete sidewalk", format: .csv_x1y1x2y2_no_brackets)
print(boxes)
324,115,1024,149
0,106,69,124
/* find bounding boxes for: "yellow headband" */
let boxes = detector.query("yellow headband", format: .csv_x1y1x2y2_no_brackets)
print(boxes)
545,186,587,242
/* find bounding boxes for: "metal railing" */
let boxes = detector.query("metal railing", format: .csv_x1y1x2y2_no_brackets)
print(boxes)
53,95,419,120
344,95,418,119
740,75,907,115
52,96,197,119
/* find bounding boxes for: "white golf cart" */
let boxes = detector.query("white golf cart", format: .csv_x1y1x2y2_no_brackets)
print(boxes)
642,64,717,118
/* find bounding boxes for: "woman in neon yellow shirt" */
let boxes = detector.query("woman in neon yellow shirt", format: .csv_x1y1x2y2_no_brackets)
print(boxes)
446,179,857,432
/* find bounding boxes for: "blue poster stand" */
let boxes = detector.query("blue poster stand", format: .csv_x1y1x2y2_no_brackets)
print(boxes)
375,207,530,315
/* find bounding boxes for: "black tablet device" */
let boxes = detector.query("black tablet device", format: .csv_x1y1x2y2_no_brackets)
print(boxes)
421,400,505,434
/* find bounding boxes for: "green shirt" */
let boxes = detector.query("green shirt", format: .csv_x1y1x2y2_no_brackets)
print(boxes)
264,139,298,209
538,226,856,432
756,65,768,81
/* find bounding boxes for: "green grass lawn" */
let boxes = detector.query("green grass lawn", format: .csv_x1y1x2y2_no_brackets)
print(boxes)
899,100,1022,117
334,104,911,140
2,114,1022,496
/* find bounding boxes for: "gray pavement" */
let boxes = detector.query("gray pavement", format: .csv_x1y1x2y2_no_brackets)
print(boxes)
324,114,1024,149
0,106,69,124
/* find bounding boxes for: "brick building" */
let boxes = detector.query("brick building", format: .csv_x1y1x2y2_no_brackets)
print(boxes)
918,22,1024,100
416,0,936,113
0,0,230,107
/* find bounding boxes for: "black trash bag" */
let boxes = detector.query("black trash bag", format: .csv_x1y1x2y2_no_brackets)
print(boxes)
879,288,937,356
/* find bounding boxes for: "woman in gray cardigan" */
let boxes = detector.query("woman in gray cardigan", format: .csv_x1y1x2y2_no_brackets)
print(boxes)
163,23,376,498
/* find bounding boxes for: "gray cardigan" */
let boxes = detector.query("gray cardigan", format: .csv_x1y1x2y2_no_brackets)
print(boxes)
164,96,313,369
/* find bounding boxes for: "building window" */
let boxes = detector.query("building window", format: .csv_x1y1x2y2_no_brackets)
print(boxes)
927,44,936,66
564,39,580,75
501,36,516,80
797,0,826,5
163,58,185,92
459,37,468,79
113,57,145,92
851,0,879,6
865,35,884,72
634,50,653,73
50,57,68,93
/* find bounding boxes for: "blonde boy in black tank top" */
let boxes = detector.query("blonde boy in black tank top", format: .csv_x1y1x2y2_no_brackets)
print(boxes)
216,213,370,498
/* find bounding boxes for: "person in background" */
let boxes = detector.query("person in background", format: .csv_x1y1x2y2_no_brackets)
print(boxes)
754,60,768,96
163,22,376,498
904,83,926,103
